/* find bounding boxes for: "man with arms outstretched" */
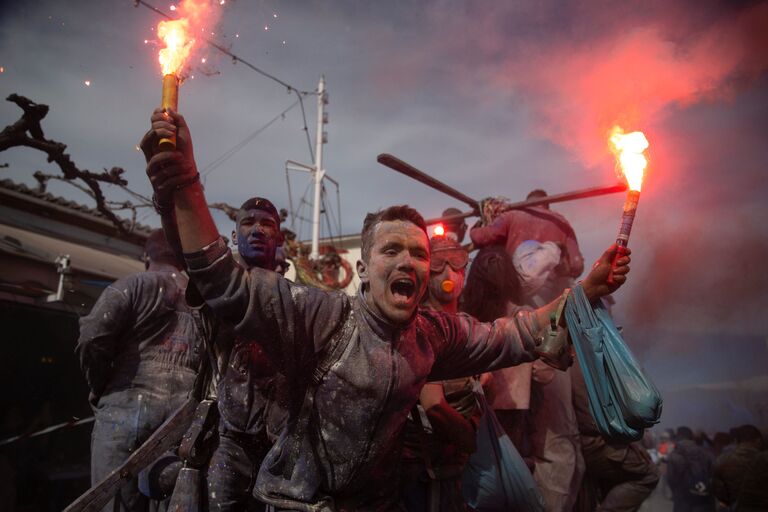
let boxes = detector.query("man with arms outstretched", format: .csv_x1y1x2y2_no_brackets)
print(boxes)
143,108,631,511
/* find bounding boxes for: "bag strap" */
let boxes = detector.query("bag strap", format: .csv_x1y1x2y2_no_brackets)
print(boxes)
411,405,438,481
190,308,217,401
281,310,356,479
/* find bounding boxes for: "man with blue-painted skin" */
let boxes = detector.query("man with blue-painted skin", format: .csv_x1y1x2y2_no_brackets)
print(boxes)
143,107,632,511
203,197,287,511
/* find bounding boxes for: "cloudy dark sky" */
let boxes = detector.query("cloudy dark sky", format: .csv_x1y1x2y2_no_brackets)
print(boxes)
2,0,767,429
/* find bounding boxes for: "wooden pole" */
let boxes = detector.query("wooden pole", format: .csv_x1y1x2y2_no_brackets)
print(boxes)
423,183,628,225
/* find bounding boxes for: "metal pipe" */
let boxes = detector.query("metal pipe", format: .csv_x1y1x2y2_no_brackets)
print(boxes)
310,76,326,260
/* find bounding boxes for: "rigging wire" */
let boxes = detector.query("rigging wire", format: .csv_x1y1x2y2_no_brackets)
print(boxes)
135,1,347,247
201,99,300,178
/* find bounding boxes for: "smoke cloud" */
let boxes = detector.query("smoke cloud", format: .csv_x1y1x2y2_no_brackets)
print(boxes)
373,0,768,429
390,0,768,166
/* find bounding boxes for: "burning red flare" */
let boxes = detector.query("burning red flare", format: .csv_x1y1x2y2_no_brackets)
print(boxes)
609,126,649,191
606,125,649,284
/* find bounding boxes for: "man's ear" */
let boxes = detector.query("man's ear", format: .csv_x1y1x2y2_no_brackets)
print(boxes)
231,230,237,246
356,259,369,285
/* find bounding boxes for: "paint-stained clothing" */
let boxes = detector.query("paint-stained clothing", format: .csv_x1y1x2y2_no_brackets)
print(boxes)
207,432,271,511
195,297,286,512
76,268,202,512
77,269,201,401
184,238,543,510
470,207,584,279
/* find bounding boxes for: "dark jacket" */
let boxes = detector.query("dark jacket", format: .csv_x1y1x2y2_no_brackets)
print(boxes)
667,439,715,510
735,450,768,511
185,238,542,511
188,285,285,439
76,266,201,403
713,445,760,506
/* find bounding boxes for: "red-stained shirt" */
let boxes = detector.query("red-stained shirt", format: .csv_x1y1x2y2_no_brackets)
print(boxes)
470,207,584,278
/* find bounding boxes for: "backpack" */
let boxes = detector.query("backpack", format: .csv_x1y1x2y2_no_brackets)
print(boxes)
681,449,712,498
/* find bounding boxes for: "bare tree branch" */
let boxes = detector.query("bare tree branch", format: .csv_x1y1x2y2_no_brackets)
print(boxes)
209,202,238,221
0,94,132,234
2,95,253,236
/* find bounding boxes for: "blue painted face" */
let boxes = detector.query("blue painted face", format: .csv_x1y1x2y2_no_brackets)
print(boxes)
233,209,281,269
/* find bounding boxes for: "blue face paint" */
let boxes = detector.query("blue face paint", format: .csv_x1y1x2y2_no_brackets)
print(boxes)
235,209,280,269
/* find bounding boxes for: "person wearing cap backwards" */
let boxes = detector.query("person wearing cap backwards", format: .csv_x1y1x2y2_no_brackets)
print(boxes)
203,197,287,511
142,108,631,511
400,235,479,512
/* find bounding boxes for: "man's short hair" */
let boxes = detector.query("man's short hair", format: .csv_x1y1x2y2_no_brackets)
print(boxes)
145,229,179,266
236,197,281,226
676,426,694,441
526,189,548,200
361,205,427,262
430,236,462,253
736,424,763,444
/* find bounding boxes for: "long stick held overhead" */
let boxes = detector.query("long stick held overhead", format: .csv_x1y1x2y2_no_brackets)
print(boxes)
423,183,628,225
377,153,480,210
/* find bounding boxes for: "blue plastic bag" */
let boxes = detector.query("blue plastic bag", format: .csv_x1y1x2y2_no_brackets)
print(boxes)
564,285,662,442
461,384,545,512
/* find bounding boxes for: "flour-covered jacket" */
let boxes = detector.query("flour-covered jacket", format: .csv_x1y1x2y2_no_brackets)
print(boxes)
185,238,544,511
77,266,201,403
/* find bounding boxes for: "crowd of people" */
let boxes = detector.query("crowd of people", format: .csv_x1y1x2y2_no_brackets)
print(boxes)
644,425,768,512
71,107,763,512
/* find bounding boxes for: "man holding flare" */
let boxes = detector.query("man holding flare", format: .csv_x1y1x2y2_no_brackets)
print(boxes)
142,107,631,510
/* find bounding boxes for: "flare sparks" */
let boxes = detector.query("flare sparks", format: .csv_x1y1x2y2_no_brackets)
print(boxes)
155,0,216,150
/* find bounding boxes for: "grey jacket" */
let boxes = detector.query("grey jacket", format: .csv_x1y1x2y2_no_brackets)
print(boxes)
76,266,202,404
186,238,543,511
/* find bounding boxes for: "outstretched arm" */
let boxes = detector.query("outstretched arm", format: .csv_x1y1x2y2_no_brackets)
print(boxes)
142,108,218,253
469,215,509,248
431,244,631,379
141,109,349,370
532,243,630,329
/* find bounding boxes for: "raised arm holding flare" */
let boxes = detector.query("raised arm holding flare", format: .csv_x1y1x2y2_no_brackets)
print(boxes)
142,109,631,510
